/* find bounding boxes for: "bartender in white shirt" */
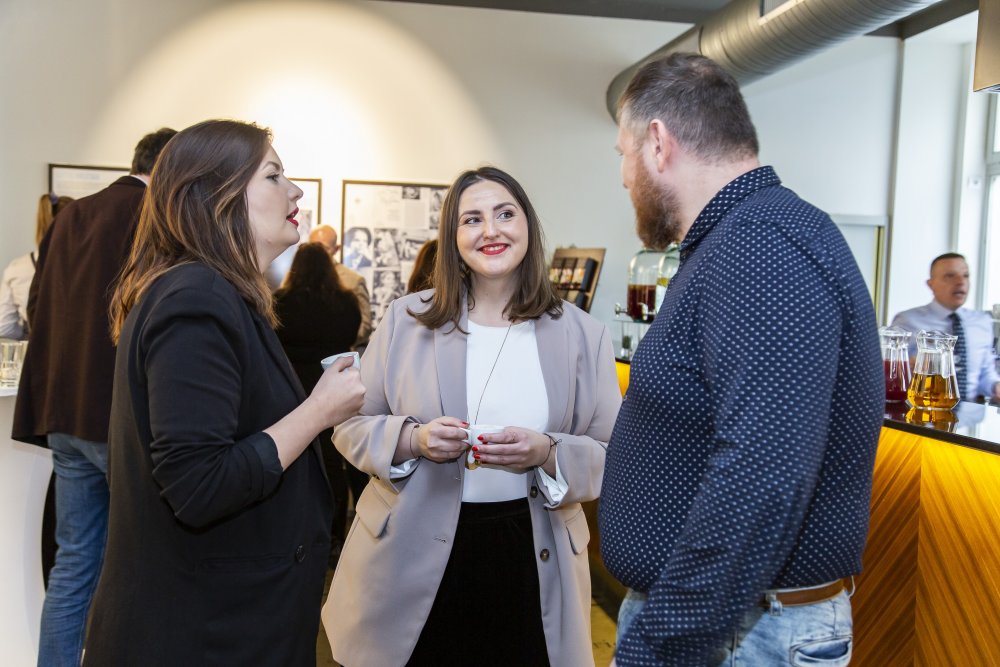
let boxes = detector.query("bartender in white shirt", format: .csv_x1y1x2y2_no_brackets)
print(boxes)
891,252,1000,403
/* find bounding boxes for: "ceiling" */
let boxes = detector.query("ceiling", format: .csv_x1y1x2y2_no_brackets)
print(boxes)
381,0,731,24
381,0,977,39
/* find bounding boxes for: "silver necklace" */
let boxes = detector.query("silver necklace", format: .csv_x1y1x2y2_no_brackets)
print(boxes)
472,321,514,424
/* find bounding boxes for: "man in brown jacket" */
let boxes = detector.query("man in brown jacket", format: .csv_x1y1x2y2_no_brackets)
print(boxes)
13,127,175,667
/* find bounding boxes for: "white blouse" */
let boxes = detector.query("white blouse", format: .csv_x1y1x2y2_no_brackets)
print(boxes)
463,320,555,502
391,320,567,503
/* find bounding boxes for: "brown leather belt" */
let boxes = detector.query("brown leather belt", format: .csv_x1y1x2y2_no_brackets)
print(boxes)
759,578,847,609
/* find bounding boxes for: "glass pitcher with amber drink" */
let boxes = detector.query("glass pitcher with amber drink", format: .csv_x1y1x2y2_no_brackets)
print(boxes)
878,326,911,403
907,330,960,411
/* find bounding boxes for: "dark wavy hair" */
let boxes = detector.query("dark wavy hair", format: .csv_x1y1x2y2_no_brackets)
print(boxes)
111,120,275,341
131,127,178,175
275,242,349,305
410,166,562,331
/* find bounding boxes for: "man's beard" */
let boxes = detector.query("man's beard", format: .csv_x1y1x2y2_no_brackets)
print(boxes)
631,161,681,251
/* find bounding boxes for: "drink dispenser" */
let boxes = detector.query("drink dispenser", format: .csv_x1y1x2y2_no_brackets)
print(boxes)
626,247,666,322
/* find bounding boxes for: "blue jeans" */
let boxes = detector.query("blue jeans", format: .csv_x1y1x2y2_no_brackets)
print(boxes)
38,433,109,667
617,588,853,666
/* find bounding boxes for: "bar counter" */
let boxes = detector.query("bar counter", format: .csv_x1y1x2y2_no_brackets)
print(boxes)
0,387,51,665
853,400,1000,666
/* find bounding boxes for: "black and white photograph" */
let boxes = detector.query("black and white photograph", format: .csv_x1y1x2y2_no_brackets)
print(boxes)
371,269,404,324
342,226,373,271
341,179,448,327
373,228,401,268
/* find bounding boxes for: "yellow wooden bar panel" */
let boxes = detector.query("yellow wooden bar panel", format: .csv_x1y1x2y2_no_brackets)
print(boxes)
854,428,1000,666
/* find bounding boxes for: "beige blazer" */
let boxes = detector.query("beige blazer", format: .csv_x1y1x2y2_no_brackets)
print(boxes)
322,290,621,667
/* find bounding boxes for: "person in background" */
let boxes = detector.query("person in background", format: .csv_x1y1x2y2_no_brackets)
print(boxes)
322,166,621,666
891,252,1000,403
309,224,373,353
12,127,176,667
0,194,72,340
600,53,883,666
406,238,438,294
84,119,364,665
0,194,75,588
274,241,362,553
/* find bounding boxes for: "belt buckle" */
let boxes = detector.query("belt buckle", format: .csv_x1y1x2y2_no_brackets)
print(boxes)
763,591,782,615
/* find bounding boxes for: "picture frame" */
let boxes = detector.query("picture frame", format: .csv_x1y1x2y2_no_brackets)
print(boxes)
48,163,129,199
289,177,322,234
341,179,448,328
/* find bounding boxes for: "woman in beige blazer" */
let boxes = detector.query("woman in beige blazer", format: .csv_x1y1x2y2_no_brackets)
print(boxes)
322,167,621,666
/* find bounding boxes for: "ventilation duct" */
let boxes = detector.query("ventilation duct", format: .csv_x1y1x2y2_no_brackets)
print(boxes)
606,0,942,118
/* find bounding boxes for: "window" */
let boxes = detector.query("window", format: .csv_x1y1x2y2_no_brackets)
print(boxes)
981,96,1000,309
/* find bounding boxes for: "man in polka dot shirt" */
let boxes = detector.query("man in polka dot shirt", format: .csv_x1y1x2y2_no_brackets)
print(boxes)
600,53,884,666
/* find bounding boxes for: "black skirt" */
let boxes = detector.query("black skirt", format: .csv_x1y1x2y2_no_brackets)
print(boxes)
406,499,550,667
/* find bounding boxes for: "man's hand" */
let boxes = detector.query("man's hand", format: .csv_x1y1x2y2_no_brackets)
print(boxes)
992,382,1000,403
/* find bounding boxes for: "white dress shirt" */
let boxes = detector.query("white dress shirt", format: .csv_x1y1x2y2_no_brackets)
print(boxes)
891,300,1000,400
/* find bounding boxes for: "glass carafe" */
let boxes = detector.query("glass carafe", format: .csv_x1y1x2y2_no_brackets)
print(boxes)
907,330,960,411
878,327,911,403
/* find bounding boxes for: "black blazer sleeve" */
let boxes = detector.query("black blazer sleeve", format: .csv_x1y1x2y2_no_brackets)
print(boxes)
139,283,283,528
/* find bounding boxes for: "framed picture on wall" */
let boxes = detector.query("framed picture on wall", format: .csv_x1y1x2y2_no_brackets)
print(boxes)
48,163,129,199
341,179,448,328
263,177,324,289
290,177,322,236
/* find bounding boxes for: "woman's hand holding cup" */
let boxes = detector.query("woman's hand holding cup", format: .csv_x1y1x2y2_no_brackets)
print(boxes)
416,416,472,463
471,427,550,470
311,355,365,428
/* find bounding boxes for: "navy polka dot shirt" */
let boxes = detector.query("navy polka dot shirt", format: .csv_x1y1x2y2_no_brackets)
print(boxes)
599,167,884,665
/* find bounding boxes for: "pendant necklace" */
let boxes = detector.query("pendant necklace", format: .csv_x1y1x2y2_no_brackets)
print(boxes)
468,320,513,469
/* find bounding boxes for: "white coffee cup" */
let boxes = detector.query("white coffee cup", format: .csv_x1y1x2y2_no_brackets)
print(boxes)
321,351,360,371
459,424,505,468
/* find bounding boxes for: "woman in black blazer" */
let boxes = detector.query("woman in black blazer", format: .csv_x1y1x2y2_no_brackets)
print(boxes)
84,119,365,666
274,242,362,546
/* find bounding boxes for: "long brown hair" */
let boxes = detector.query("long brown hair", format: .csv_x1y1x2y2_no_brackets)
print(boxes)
275,242,349,304
410,166,561,331
36,193,72,245
110,119,275,342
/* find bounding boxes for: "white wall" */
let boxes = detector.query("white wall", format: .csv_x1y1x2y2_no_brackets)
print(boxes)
1,0,947,337
0,0,685,340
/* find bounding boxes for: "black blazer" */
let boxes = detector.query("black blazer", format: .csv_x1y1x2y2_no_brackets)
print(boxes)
14,176,145,446
85,263,333,666
274,287,361,393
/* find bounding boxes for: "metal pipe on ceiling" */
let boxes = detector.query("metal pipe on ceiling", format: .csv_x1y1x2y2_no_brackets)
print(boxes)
606,0,943,119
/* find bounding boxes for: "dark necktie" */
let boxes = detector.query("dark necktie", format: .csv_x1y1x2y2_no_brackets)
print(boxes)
950,312,968,399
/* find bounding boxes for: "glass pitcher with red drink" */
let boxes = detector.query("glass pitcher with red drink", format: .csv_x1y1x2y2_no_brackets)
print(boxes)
907,330,960,411
878,326,911,403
